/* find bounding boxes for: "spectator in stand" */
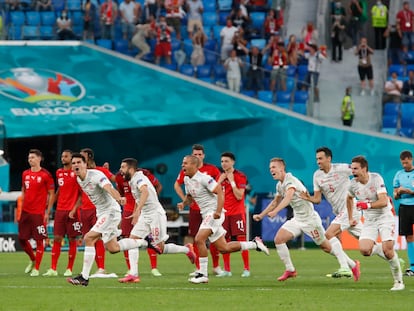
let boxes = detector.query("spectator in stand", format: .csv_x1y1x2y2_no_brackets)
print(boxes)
402,70,414,102
120,0,139,41
262,32,280,58
268,41,287,92
240,44,264,93
371,0,388,50
165,0,183,40
302,43,325,102
132,17,154,59
224,49,243,93
301,21,318,45
220,17,239,62
286,34,299,66
100,0,118,40
384,24,403,66
230,6,250,35
190,26,207,67
383,72,403,104
396,1,414,52
355,37,374,96
348,0,364,49
57,10,77,40
331,0,346,17
83,0,97,41
144,0,160,22
35,0,52,11
232,28,248,70
264,8,282,41
185,0,203,39
331,11,346,63
5,0,21,11
154,15,173,65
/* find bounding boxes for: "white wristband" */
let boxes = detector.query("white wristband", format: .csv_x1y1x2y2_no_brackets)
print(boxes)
230,181,236,188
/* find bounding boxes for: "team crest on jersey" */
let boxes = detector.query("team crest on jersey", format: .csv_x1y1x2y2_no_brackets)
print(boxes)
37,176,42,183
70,172,75,177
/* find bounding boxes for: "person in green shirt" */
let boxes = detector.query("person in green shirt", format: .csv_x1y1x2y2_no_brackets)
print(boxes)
341,86,355,126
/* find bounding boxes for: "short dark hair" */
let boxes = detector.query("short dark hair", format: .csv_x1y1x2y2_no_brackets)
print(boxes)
29,149,42,158
122,158,138,169
400,150,413,160
71,152,86,162
80,148,94,159
192,144,205,153
221,152,236,161
351,155,368,170
316,147,332,159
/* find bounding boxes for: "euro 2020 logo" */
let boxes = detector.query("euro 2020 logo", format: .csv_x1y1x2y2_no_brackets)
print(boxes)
0,67,85,104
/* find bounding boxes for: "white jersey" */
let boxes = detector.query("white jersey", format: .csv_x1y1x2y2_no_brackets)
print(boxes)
77,169,121,217
348,172,392,219
184,170,219,218
277,172,315,221
313,163,351,215
129,171,164,216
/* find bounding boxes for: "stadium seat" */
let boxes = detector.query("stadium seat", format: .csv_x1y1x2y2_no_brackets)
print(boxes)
204,51,218,65
25,11,41,26
381,128,398,135
22,25,39,39
196,65,212,78
250,12,266,30
285,77,295,92
286,65,297,77
382,115,398,128
204,39,216,52
404,50,414,64
67,0,82,11
401,103,414,128
294,90,309,103
40,11,56,26
70,11,83,26
212,25,222,41
202,12,218,27
161,63,177,71
52,0,66,11
406,64,414,75
179,64,195,77
292,103,307,115
114,39,129,54
218,0,232,11
276,91,291,103
183,38,193,57
8,26,23,40
203,0,216,12
218,11,229,25
241,90,256,98
383,103,400,116
198,77,213,84
10,11,25,26
39,25,55,39
297,65,309,77
257,90,274,103
276,103,290,110
96,39,113,50
213,64,226,79
250,38,266,50
388,64,404,77
399,127,414,138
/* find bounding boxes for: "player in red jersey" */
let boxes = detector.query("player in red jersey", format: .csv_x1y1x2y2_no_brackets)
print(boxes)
19,149,55,276
79,148,117,278
174,144,223,276
217,152,249,277
115,166,164,276
43,150,83,277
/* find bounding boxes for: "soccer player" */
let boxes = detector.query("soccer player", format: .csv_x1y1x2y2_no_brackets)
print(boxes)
393,150,414,276
217,152,250,277
19,149,55,276
78,148,116,278
43,150,82,277
178,155,269,284
347,155,404,291
253,157,355,281
117,158,196,283
115,164,164,277
300,147,361,280
174,144,223,276
67,153,156,287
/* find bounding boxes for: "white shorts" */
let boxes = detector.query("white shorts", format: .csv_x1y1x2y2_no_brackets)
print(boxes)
331,209,362,238
91,211,121,244
360,211,395,242
130,210,169,244
199,212,227,243
282,211,326,245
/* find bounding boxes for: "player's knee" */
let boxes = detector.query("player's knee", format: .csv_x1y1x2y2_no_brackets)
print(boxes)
359,248,371,256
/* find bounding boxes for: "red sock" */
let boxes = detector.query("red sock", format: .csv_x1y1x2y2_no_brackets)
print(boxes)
209,243,220,268
237,235,249,270
124,250,130,270
147,248,158,269
222,252,231,272
19,239,36,261
95,239,105,269
67,240,77,270
193,242,200,270
35,240,45,270
51,240,61,270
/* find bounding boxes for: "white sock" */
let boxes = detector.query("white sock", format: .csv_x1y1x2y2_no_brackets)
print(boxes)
389,253,403,283
163,243,188,254
276,243,295,271
118,238,147,251
329,237,354,269
128,248,139,276
81,246,95,280
199,257,208,277
371,242,387,260
240,241,256,251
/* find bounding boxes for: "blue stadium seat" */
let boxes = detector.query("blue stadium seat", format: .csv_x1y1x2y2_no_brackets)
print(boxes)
10,11,26,26
218,11,229,25
198,77,213,84
8,26,23,40
276,91,291,103
294,90,309,103
114,39,129,54
383,102,400,116
202,12,218,27
218,0,232,11
203,0,216,12
96,39,113,50
67,0,82,11
399,127,414,138
161,63,177,71
382,115,398,128
39,25,55,39
292,103,307,115
212,25,222,41
297,65,309,76
204,39,216,52
276,103,290,110
205,51,218,65
406,64,414,75
26,11,41,26
250,38,266,50
401,103,414,128
52,0,66,11
213,64,226,79
241,90,256,97
70,11,83,26
171,38,181,52
250,12,266,30
22,25,39,39
381,128,398,135
286,65,297,77
179,64,195,77
196,65,212,78
388,64,404,77
257,90,274,103
40,11,56,26
183,38,193,57
285,77,295,92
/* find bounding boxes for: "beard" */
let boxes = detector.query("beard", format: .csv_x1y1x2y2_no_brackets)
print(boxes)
123,171,132,181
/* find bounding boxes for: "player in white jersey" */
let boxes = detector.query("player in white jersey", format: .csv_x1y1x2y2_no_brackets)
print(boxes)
117,158,196,283
178,155,269,284
253,157,356,282
67,153,154,286
300,147,361,280
347,155,404,291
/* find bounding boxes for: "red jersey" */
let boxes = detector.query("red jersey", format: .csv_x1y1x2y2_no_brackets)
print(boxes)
56,167,81,211
22,168,55,215
397,9,414,32
177,163,221,211
221,169,247,216
80,166,114,210
115,168,160,212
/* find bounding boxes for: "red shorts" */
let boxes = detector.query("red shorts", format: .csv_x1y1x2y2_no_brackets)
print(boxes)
80,208,97,236
154,41,172,57
18,211,48,240
188,208,202,237
222,213,246,240
53,209,82,238
120,210,134,237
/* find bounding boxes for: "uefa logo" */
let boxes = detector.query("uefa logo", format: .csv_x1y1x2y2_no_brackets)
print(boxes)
0,67,85,104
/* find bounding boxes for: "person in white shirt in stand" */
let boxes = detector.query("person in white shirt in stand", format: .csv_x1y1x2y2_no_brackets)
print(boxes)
119,0,138,40
302,43,325,102
220,17,238,62
224,49,243,93
383,71,403,104
347,155,404,291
